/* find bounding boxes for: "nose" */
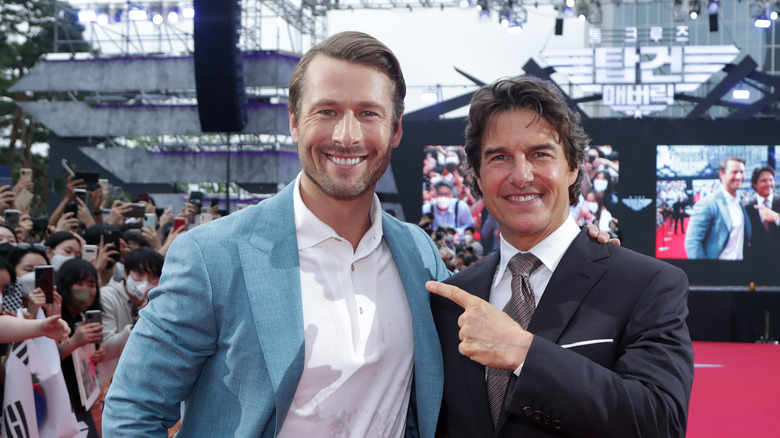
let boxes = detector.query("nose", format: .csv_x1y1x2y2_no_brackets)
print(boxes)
509,155,533,186
332,112,362,147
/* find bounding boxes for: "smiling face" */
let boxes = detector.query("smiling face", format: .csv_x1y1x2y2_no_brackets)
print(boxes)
720,159,745,197
753,170,775,199
289,55,402,204
476,109,578,251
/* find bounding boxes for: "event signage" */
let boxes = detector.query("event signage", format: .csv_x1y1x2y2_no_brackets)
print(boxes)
540,26,740,117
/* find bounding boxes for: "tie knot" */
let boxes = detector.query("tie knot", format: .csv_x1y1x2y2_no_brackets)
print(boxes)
507,252,542,278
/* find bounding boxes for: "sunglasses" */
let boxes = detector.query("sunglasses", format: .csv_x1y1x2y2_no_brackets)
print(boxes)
16,242,47,252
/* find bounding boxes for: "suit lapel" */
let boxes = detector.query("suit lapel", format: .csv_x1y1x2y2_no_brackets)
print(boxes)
448,253,500,433
715,192,733,231
238,185,305,432
383,217,443,438
528,230,608,343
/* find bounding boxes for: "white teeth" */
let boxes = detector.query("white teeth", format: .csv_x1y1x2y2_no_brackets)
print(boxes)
328,155,363,166
507,194,540,202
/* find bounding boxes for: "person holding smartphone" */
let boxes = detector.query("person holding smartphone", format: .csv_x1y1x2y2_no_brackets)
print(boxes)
56,258,105,438
98,247,164,385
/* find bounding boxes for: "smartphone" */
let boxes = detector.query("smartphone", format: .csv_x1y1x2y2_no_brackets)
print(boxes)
20,168,32,181
74,171,100,191
99,178,109,191
61,158,75,177
35,265,55,304
199,207,213,224
85,309,102,325
4,209,20,229
16,189,33,209
144,213,156,229
189,191,203,211
85,309,103,347
0,165,12,188
103,230,121,262
128,203,146,219
82,244,98,261
73,188,89,209
174,217,187,231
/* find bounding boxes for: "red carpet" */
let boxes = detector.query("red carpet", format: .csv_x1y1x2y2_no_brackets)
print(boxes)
656,217,690,259
688,341,780,437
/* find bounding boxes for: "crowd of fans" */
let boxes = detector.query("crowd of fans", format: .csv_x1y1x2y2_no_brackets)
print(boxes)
0,173,219,436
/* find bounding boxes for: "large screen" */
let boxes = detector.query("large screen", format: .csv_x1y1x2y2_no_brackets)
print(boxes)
655,145,770,260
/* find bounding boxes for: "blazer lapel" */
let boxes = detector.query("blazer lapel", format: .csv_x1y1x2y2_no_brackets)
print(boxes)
238,184,305,432
715,192,733,231
383,217,443,438
529,230,608,343
448,252,500,433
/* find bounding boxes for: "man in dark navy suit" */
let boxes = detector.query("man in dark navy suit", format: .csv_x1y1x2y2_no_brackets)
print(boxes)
428,76,693,438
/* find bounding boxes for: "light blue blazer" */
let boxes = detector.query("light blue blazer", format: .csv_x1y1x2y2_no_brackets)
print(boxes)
102,183,448,437
684,190,751,259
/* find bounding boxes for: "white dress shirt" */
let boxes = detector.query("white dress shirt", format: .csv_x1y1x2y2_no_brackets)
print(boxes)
719,187,745,260
489,215,581,375
278,174,414,438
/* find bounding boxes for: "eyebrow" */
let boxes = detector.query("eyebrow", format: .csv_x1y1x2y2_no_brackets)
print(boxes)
309,98,387,111
482,143,557,156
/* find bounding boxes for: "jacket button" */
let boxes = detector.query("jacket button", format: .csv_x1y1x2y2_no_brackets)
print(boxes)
532,410,543,421
552,420,563,430
542,415,552,425
522,406,533,416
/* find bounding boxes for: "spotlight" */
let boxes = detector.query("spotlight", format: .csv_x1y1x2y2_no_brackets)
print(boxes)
770,1,780,19
128,8,148,21
499,5,512,27
576,1,589,21
459,0,471,8
96,9,110,26
151,6,164,25
689,0,701,19
167,6,181,23
708,0,719,13
77,9,97,23
754,16,772,27
182,6,195,19
732,89,750,100
477,0,491,21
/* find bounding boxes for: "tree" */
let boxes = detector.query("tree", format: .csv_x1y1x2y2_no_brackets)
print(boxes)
0,0,89,184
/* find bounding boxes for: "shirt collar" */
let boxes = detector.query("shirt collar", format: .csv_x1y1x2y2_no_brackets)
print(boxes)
293,172,384,255
494,215,580,288
721,186,739,203
757,193,773,206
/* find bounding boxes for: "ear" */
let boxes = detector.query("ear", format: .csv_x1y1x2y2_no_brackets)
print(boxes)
568,166,579,187
391,114,404,149
289,109,299,144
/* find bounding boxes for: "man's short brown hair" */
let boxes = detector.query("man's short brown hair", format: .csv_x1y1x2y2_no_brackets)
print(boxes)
288,31,405,132
464,76,589,205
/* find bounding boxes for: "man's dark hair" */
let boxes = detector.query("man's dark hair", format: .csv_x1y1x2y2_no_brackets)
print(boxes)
288,31,405,133
718,156,746,174
125,247,164,278
464,76,589,205
751,165,775,187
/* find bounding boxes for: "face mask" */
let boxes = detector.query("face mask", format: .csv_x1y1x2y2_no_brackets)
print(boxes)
436,197,451,210
69,285,94,312
17,272,36,296
593,179,609,192
125,276,152,301
51,253,74,272
463,234,474,244
444,234,454,243
429,176,442,186
445,156,460,166
587,201,599,214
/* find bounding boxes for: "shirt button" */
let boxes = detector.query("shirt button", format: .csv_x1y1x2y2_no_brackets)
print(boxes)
522,406,533,417
552,420,563,430
532,410,543,421
351,264,355,271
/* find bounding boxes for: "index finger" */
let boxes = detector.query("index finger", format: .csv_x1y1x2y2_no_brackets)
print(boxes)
426,281,482,309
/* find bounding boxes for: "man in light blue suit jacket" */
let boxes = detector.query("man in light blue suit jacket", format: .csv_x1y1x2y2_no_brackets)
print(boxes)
103,31,449,437
685,156,751,259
